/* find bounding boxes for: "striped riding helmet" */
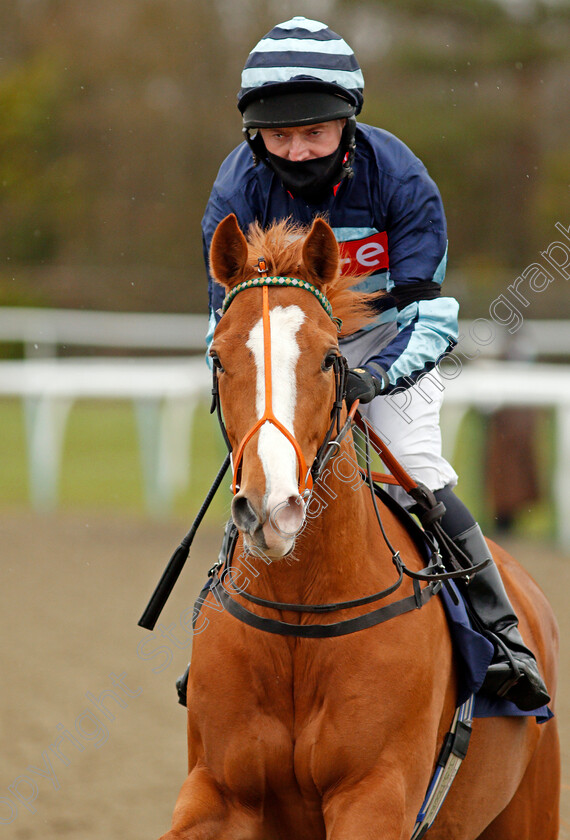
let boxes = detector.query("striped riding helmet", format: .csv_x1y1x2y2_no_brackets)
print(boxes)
238,16,364,128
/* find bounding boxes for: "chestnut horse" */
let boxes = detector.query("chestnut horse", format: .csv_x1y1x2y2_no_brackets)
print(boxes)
160,215,559,839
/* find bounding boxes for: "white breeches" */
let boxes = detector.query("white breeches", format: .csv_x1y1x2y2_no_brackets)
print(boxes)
340,326,458,508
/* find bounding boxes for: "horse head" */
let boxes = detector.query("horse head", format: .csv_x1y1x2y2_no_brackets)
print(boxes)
210,214,378,559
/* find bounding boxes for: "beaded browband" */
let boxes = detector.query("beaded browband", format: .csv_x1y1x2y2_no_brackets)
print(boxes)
221,275,342,331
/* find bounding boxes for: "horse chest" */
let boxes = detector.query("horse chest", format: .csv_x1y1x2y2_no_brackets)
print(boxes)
189,631,414,804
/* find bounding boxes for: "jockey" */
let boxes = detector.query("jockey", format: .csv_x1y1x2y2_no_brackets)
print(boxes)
201,16,549,712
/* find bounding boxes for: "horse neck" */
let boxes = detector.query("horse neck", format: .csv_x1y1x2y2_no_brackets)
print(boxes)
301,435,380,572
235,435,387,604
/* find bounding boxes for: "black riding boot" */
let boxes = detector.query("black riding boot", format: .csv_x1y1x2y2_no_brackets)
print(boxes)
434,487,550,712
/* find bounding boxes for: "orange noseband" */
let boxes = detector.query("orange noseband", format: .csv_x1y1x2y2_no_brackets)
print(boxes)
231,283,312,496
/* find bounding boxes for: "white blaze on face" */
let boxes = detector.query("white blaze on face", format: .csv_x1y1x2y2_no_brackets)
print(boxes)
246,304,306,538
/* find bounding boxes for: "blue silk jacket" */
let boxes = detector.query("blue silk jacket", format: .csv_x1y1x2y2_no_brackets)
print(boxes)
202,123,458,392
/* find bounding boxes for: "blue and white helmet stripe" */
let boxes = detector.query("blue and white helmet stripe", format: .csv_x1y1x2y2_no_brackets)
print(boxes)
238,16,364,111
241,65,364,92
252,37,356,57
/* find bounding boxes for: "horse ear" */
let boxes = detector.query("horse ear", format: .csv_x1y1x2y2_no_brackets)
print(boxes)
301,218,339,290
209,214,249,290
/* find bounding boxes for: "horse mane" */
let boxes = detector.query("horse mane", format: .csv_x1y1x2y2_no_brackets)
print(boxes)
245,219,385,337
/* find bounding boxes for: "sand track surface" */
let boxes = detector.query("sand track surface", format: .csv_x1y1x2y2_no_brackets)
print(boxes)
1,512,568,838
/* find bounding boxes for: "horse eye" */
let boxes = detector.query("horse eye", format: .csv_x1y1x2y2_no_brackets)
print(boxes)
210,351,225,373
322,351,337,371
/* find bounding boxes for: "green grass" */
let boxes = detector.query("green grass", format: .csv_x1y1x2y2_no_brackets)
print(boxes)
0,397,230,523
0,399,29,503
59,400,144,509
0,398,557,538
178,398,232,523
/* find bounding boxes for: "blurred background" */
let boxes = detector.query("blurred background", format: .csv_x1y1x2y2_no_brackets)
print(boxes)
0,0,569,313
1,2,569,838
0,0,568,528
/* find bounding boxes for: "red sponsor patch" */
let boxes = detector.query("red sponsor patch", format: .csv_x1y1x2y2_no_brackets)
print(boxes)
338,231,389,276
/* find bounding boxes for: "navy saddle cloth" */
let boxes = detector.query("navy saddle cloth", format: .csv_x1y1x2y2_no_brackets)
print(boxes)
438,582,552,722
376,485,553,723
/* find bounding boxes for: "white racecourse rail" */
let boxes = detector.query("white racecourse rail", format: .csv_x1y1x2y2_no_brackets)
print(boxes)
438,361,570,547
0,307,569,358
0,309,569,540
0,358,212,514
0,358,569,543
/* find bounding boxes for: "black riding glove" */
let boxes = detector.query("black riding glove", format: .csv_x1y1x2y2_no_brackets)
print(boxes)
345,367,388,408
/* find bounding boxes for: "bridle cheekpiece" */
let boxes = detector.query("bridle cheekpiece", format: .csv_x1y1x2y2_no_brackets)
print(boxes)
213,260,347,496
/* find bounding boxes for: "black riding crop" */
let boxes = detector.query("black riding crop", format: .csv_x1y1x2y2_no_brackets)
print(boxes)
138,453,231,630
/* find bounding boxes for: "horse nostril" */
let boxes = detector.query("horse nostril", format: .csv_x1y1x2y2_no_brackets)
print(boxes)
231,495,260,535
269,494,305,538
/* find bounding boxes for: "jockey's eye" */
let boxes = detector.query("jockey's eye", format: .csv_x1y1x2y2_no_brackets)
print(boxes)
210,351,225,373
322,351,338,372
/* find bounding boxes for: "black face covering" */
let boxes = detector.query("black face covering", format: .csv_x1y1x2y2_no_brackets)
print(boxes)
244,118,356,204
265,142,349,204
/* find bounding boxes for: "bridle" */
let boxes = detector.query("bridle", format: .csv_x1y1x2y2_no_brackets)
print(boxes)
206,260,493,638
138,264,356,633
211,261,350,498
139,258,490,636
